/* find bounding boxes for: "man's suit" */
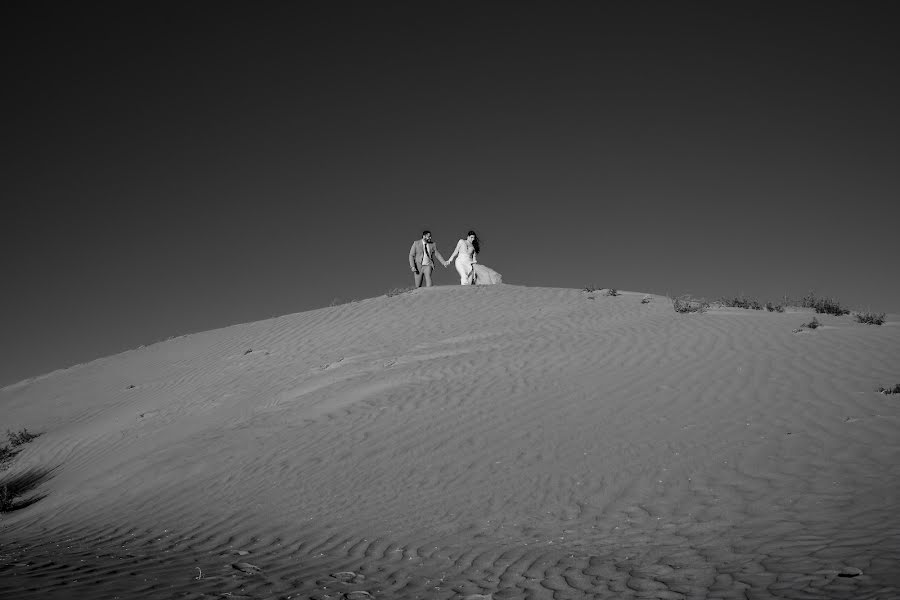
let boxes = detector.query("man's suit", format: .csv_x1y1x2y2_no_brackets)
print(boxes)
408,238,446,288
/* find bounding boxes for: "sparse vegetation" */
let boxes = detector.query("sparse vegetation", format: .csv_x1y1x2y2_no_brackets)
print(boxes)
583,286,619,296
799,291,850,316
720,295,763,310
673,296,709,313
855,311,885,325
0,485,11,512
641,295,652,304
0,428,48,512
0,468,52,513
2,429,42,467
877,384,900,395
386,286,415,297
765,301,785,313
802,316,821,329
7,428,40,447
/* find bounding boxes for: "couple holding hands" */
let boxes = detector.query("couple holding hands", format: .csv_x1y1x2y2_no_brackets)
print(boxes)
409,229,502,288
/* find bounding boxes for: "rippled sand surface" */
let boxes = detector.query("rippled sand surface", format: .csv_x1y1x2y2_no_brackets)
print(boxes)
2,286,899,599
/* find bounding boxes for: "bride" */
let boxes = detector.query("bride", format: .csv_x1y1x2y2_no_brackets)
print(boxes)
444,230,502,285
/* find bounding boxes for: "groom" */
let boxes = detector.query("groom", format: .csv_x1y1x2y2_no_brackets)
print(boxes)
409,230,447,288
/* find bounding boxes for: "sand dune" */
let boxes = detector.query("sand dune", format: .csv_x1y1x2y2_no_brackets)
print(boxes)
2,285,899,599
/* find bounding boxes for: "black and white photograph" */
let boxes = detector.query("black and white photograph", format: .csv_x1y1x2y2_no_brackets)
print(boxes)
2,3,899,598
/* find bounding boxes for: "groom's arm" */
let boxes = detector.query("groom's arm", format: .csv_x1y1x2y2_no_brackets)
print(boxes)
434,245,447,265
409,242,418,271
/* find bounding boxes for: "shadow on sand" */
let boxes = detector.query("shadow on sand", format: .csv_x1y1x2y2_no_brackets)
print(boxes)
0,466,55,512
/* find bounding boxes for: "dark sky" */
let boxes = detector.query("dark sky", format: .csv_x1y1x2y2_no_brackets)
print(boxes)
3,2,899,387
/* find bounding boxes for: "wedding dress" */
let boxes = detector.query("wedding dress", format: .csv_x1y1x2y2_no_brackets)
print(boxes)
453,239,502,285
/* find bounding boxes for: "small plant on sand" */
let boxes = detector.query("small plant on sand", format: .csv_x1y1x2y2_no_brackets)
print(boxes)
877,384,900,395
673,296,709,314
7,428,40,447
799,291,850,316
0,468,52,513
604,288,620,297
854,311,885,326
765,301,785,313
641,294,652,304
583,285,600,293
0,485,11,512
803,316,821,329
720,295,762,310
386,286,415,297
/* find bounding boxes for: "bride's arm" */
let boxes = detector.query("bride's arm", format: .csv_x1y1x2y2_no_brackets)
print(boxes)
447,240,461,263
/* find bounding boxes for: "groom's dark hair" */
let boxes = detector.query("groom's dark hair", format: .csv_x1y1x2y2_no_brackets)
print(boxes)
422,230,431,236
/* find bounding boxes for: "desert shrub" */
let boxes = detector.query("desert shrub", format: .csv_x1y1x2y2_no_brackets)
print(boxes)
0,445,12,463
0,485,11,512
855,311,885,325
765,301,785,313
641,295,652,304
0,468,52,512
583,285,600,293
7,428,40,447
721,296,762,310
605,288,619,297
878,384,900,395
799,291,849,316
386,286,415,297
673,296,709,314
802,316,821,329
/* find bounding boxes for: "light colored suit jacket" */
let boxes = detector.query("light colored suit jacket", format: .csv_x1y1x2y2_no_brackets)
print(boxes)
409,239,446,271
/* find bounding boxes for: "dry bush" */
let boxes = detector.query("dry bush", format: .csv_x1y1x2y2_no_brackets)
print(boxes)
802,316,821,329
7,428,40,447
386,286,415,297
720,295,762,310
799,291,850,316
0,468,52,513
855,311,885,325
673,296,709,313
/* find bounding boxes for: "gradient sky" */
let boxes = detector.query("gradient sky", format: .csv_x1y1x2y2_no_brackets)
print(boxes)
4,2,899,387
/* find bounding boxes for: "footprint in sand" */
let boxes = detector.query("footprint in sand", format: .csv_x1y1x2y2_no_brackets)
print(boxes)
331,571,366,584
232,562,262,575
316,571,367,586
320,357,345,370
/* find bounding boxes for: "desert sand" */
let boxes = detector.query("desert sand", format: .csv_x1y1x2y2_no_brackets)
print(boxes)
1,285,899,599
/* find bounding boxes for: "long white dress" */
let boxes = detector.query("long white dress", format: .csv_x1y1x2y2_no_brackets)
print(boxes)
452,239,502,285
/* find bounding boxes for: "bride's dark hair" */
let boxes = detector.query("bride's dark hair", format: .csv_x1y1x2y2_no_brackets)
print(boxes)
467,230,480,254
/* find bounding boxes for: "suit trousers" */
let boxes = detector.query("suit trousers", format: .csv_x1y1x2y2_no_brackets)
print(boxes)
413,265,434,287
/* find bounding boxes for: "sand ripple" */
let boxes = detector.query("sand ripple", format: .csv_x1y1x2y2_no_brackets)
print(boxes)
2,286,899,598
